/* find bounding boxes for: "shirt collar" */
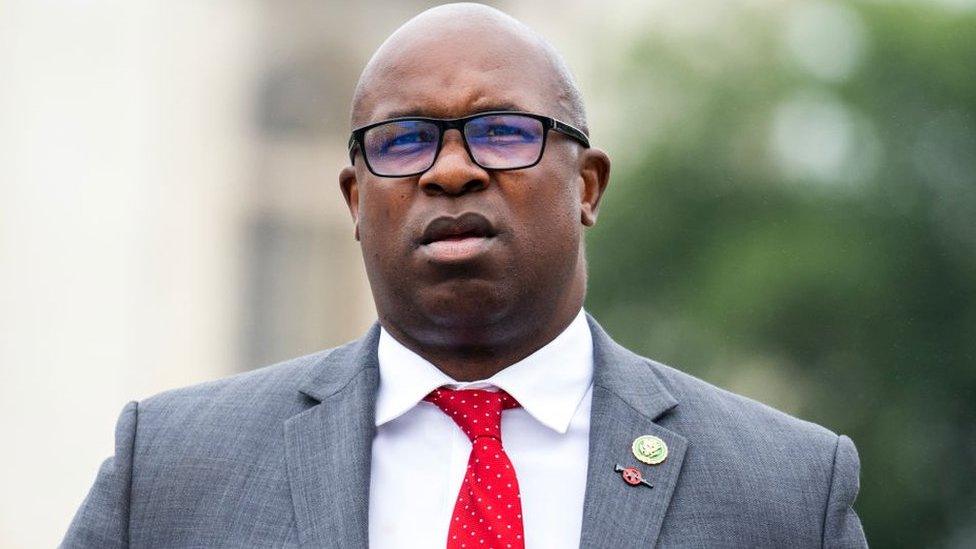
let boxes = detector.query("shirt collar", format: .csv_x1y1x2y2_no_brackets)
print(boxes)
375,308,593,434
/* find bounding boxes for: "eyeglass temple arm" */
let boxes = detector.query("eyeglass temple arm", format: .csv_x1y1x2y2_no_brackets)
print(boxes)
348,135,359,164
551,119,590,148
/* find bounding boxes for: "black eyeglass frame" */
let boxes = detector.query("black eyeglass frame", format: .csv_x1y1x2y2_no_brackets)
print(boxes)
347,110,591,178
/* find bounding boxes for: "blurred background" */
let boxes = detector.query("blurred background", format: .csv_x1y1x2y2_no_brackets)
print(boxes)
1,0,973,546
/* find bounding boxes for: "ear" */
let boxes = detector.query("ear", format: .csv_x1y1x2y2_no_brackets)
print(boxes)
339,165,361,241
578,147,611,227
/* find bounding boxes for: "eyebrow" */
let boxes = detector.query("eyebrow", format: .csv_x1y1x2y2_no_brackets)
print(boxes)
378,103,528,121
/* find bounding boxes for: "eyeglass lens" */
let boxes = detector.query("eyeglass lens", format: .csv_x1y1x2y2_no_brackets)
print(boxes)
362,114,545,176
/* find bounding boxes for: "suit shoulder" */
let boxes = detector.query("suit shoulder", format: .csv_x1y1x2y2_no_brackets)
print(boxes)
125,345,356,468
138,346,337,418
645,356,838,449
630,354,860,544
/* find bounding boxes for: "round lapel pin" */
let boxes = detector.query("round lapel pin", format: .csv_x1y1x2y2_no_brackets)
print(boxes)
614,464,654,488
632,435,668,465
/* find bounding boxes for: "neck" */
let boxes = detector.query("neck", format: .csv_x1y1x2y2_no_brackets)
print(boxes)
380,289,584,382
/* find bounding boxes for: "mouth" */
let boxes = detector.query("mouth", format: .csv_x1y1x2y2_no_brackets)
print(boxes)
419,212,498,263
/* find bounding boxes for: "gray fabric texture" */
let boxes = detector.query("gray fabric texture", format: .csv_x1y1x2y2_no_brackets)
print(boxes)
62,316,867,548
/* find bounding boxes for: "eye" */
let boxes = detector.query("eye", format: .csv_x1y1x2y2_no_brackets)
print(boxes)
381,130,437,153
482,125,535,143
486,125,524,137
466,116,543,146
471,125,537,145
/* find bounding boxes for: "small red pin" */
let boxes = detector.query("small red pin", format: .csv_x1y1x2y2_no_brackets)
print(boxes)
614,464,654,488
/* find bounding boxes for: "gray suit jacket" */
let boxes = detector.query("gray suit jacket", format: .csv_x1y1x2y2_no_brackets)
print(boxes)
63,316,867,548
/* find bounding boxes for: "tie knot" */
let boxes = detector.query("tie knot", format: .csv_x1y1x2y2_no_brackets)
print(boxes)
424,388,520,442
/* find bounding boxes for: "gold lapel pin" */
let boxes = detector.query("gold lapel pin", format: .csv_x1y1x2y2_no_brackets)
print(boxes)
632,435,668,465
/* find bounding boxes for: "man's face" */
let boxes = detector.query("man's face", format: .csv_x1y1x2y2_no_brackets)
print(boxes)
342,30,600,343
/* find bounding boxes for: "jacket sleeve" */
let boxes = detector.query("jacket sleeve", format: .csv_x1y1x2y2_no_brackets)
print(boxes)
822,434,868,548
61,401,139,549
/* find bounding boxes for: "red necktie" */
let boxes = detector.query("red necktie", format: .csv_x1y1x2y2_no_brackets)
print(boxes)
424,388,525,549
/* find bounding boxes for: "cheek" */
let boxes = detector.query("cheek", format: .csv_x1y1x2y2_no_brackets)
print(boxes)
506,166,582,255
534,147,582,211
530,165,580,227
358,183,412,243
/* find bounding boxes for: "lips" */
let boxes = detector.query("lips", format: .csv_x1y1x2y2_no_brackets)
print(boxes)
419,212,498,263
420,212,497,245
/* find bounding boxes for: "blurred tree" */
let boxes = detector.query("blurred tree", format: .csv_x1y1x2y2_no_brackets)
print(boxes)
585,2,976,546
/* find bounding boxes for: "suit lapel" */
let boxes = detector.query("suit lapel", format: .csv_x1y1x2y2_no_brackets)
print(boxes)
285,325,381,549
579,316,688,548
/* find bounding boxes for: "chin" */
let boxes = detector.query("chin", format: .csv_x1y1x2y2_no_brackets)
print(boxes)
417,279,512,330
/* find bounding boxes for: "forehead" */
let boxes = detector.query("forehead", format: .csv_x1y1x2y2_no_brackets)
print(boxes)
356,31,560,126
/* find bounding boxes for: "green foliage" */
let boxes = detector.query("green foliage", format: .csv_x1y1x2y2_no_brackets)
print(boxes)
585,2,976,546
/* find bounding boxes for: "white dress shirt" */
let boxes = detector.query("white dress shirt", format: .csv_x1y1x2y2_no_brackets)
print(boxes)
368,308,594,548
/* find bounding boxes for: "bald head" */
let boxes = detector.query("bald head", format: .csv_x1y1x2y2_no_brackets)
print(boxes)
350,3,587,133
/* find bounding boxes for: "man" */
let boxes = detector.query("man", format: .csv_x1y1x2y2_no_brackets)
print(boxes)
63,3,867,548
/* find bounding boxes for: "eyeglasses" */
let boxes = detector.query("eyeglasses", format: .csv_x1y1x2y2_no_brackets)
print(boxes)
348,110,590,178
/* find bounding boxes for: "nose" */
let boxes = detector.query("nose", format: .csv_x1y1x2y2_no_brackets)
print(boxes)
418,129,489,196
